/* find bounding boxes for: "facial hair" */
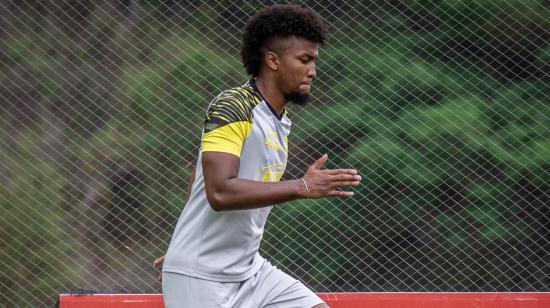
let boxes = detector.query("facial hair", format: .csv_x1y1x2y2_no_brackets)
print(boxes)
284,91,310,106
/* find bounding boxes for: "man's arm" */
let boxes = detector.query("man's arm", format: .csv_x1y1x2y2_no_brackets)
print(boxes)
203,152,361,211
200,91,359,211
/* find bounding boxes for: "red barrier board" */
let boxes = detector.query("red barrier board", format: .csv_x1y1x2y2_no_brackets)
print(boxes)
59,292,550,308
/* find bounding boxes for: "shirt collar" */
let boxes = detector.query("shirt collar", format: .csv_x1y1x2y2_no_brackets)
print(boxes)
249,79,286,121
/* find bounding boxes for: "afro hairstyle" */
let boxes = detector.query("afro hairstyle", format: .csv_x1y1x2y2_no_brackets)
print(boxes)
240,4,328,76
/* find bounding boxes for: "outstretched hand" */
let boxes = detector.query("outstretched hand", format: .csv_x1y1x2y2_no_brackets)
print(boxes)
302,154,360,199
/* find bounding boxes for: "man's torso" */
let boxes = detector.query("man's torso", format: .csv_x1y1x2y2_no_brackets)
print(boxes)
163,80,292,282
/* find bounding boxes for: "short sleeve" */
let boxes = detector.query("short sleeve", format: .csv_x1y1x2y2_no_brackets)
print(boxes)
201,90,254,157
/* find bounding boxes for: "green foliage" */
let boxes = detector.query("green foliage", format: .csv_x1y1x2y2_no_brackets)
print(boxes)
0,134,75,304
78,34,248,245
2,1,548,304
265,0,548,289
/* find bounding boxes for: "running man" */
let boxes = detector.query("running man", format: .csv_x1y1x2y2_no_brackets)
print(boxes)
158,5,361,307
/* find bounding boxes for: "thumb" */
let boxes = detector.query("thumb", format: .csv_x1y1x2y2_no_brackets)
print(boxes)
310,154,328,170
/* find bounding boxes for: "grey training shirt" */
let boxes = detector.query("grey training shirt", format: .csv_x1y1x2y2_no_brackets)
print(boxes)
163,80,291,282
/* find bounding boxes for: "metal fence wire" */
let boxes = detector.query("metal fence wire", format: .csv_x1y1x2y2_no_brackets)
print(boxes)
1,0,548,307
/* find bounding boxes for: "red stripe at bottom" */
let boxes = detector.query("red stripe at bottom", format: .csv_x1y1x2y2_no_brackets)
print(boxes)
59,292,550,308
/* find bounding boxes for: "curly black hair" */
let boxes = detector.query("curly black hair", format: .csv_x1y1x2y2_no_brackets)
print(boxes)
240,5,328,76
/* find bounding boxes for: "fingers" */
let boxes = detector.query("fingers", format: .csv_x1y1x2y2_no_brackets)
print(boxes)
329,173,361,183
304,175,360,199
153,255,165,283
309,154,328,170
325,169,358,175
332,181,361,188
327,190,355,197
153,255,165,266
303,162,361,198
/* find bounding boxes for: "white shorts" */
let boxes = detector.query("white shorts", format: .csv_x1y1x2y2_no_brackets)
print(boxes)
162,261,325,308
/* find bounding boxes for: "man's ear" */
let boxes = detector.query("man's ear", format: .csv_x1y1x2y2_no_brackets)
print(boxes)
265,51,279,71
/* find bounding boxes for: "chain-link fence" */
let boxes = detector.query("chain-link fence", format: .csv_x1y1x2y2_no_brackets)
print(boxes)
1,0,548,307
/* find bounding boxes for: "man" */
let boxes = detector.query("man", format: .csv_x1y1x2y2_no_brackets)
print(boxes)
157,5,361,307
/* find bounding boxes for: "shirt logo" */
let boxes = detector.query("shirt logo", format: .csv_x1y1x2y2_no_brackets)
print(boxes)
265,139,281,151
256,164,286,182
264,129,287,154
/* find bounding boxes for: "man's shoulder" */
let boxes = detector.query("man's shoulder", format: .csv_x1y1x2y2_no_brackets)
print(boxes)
213,81,261,107
204,81,261,132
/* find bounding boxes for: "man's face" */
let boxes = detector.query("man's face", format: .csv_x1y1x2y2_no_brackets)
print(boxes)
275,36,318,105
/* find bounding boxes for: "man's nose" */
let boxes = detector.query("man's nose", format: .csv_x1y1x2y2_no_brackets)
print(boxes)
307,65,316,78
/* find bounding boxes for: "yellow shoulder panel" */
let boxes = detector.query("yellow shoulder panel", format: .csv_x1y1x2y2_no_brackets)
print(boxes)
201,121,253,157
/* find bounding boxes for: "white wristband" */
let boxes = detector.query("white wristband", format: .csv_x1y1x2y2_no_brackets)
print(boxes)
300,178,309,199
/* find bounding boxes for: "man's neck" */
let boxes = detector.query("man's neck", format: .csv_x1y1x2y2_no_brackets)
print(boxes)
254,77,286,116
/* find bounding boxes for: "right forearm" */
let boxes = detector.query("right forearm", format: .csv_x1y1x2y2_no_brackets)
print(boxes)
202,152,360,212
207,177,307,211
